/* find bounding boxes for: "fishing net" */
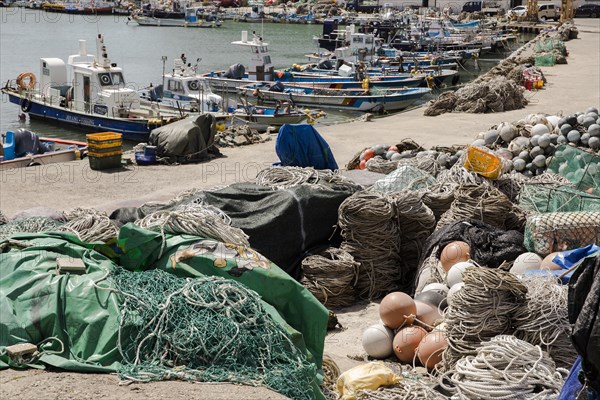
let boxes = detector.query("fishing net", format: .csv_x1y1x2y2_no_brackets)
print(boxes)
0,217,62,241
442,268,528,368
111,268,320,400
535,54,557,67
416,182,456,222
371,166,436,194
0,211,7,225
57,208,119,243
365,157,398,175
301,247,359,309
255,166,359,190
534,37,567,56
436,183,513,230
523,211,600,256
514,277,577,369
424,76,528,116
546,144,600,195
518,183,600,214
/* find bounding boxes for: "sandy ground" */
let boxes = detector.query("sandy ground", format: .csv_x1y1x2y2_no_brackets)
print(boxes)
0,18,599,400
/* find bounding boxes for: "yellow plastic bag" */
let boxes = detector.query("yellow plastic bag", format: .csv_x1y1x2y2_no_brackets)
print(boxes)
336,362,402,400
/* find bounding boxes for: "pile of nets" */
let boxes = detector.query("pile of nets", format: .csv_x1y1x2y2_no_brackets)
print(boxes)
0,211,7,225
518,182,600,213
425,76,528,116
534,36,568,67
441,335,566,399
301,247,359,309
0,217,62,241
442,267,528,368
338,191,435,299
111,268,319,400
255,166,357,190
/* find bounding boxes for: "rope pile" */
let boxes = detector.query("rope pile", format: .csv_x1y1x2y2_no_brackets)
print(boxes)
441,335,566,399
301,247,359,309
424,76,528,116
365,157,398,174
321,354,340,400
417,183,456,221
355,376,446,400
514,277,577,369
436,183,513,230
0,217,62,241
339,191,402,299
338,191,435,299
0,211,7,225
136,205,250,257
58,208,118,243
255,166,358,190
442,267,528,368
110,269,318,400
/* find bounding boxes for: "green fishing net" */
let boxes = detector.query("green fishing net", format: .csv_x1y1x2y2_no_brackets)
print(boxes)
111,267,319,400
518,183,600,213
0,217,62,241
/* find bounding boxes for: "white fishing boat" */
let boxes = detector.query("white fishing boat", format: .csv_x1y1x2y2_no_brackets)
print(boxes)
131,7,222,27
1,34,182,141
201,31,274,92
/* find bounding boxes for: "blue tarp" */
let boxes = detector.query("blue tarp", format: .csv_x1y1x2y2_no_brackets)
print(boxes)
275,124,338,170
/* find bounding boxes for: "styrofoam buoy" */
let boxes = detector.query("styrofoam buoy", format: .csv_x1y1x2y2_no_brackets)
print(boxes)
532,123,550,136
362,323,395,359
416,330,448,369
440,241,470,272
446,262,474,287
510,252,543,275
414,300,443,326
415,290,448,311
447,282,464,305
379,292,416,329
421,282,450,296
393,326,428,364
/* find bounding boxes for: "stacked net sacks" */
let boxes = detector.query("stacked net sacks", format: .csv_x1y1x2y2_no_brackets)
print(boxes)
523,211,600,256
365,157,398,174
301,248,359,309
442,267,528,368
339,191,402,300
0,217,62,241
441,335,565,399
58,208,119,243
417,182,456,222
436,183,513,230
111,268,319,400
514,277,577,369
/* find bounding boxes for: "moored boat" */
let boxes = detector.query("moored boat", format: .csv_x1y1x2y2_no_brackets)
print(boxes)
239,81,430,113
131,7,222,27
1,34,182,142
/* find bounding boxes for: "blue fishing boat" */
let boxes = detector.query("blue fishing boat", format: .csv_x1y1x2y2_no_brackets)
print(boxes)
1,34,182,142
239,81,430,113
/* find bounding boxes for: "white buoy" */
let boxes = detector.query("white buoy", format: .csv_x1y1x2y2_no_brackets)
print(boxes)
510,252,543,275
421,282,450,296
362,323,395,359
447,283,465,305
446,262,474,287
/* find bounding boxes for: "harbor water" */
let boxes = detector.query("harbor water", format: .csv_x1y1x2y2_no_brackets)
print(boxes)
0,8,528,143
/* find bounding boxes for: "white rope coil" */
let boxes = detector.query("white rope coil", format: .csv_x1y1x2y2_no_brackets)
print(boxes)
255,166,358,190
441,335,566,400
58,208,118,243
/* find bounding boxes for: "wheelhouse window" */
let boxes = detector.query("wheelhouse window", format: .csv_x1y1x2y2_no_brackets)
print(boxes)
263,55,271,65
168,79,184,92
98,72,125,86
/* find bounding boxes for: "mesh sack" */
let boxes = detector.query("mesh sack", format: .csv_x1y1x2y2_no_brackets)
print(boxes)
546,145,600,195
371,165,436,194
518,183,600,213
524,211,600,256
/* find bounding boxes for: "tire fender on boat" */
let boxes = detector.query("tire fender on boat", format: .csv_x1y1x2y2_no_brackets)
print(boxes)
20,98,32,113
16,72,37,91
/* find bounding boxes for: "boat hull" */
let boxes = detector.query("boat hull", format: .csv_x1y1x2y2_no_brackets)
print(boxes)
4,91,163,141
133,16,221,27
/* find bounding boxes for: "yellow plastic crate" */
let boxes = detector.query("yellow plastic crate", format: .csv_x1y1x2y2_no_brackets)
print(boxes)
88,149,123,158
86,132,123,149
464,146,502,179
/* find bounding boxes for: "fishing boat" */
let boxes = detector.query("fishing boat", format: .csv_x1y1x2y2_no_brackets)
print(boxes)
201,31,275,92
1,130,87,170
223,102,319,132
138,57,223,113
239,81,430,113
276,68,426,89
131,7,222,27
1,34,182,142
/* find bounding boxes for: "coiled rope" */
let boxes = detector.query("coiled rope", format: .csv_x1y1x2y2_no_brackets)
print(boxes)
255,166,358,190
58,208,118,243
442,267,528,369
441,335,566,399
301,247,359,309
514,277,577,369
135,204,249,258
321,354,340,400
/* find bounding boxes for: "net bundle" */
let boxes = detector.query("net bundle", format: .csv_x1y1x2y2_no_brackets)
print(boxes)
255,166,356,190
301,247,359,309
0,217,62,241
442,267,528,368
371,166,436,194
518,183,600,214
111,268,319,400
0,210,7,225
514,277,577,369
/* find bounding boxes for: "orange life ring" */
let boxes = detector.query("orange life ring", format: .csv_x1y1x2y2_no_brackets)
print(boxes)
17,72,36,91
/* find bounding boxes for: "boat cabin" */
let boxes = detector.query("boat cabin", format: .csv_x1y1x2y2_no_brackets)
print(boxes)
232,31,274,82
39,34,141,118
